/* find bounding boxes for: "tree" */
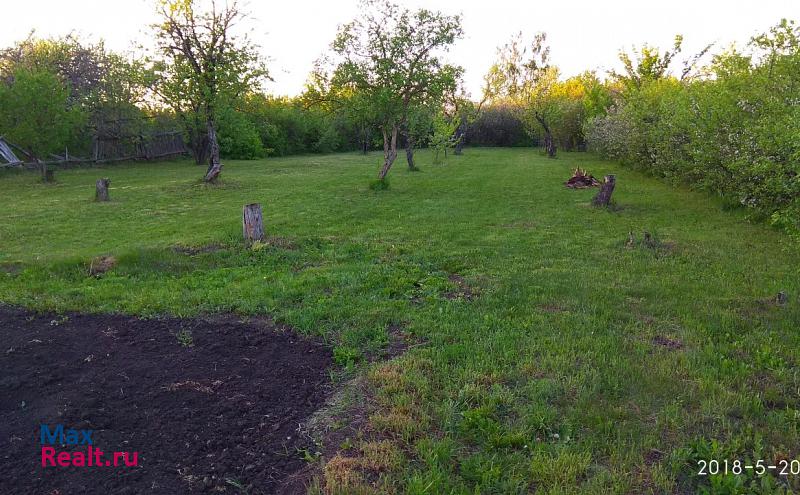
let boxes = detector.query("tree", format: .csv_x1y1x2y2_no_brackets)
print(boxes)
450,78,492,156
450,97,472,156
318,0,463,183
152,0,267,182
544,72,611,151
345,90,379,155
1,34,152,156
0,34,106,107
403,103,436,171
430,110,458,164
0,67,84,181
302,75,377,155
611,36,683,91
486,32,559,157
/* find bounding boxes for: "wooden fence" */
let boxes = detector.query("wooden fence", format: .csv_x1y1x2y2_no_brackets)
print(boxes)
0,130,188,170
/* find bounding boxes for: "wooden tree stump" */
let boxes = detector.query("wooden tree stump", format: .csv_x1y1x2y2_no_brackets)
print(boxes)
242,203,265,244
40,161,54,183
406,136,416,171
592,175,616,207
643,231,656,249
95,178,111,202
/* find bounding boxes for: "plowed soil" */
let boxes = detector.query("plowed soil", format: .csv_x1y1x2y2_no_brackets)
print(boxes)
0,307,332,494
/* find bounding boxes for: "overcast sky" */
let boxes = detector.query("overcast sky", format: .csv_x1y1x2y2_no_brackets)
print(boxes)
3,0,799,97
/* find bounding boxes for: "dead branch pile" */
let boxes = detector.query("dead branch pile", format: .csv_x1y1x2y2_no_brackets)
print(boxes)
565,168,601,188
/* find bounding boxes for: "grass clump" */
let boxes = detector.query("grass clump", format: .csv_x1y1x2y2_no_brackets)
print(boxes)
175,328,193,347
368,177,389,190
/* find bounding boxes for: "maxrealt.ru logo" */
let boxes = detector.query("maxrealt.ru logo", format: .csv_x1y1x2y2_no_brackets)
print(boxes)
40,424,139,467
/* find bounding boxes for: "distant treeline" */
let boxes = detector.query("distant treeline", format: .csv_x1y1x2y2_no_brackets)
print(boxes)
0,33,591,164
0,19,798,235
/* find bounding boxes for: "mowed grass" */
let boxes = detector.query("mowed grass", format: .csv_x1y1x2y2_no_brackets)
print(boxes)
1,148,799,494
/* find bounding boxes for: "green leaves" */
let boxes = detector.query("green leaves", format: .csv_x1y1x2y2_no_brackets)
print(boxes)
0,34,151,157
151,0,268,125
320,0,463,130
611,35,684,91
0,66,85,159
587,19,800,237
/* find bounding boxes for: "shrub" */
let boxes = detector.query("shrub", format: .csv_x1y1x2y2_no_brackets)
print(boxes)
466,105,528,147
586,20,800,237
217,106,266,159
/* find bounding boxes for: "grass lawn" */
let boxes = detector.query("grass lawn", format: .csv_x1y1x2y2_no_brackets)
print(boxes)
1,148,799,494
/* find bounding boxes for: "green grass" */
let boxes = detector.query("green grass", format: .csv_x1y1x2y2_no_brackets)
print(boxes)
1,148,799,494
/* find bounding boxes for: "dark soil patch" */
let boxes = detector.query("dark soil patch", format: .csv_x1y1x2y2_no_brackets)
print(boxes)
0,306,332,494
88,255,117,276
644,448,666,465
444,274,478,301
384,323,421,360
385,323,412,358
652,335,684,350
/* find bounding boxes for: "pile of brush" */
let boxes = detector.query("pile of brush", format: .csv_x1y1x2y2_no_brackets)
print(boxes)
564,168,601,188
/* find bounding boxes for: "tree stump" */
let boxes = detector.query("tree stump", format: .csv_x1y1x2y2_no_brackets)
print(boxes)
242,203,265,244
40,161,54,183
643,231,656,249
592,175,616,207
453,132,465,155
406,136,416,171
95,178,111,202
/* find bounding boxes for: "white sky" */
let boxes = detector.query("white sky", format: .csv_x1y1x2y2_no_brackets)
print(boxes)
3,0,799,98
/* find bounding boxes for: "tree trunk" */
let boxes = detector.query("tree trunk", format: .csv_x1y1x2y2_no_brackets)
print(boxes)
454,136,464,155
38,160,54,183
95,178,111,202
377,126,398,180
406,136,416,171
453,119,466,155
535,112,557,158
433,149,442,165
204,120,222,182
543,132,556,158
191,131,210,165
361,126,369,155
592,175,616,207
242,203,265,244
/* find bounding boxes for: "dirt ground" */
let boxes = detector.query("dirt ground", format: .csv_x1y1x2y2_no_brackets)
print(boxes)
0,306,332,494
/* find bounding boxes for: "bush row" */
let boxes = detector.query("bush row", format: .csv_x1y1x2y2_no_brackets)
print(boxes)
586,21,800,236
